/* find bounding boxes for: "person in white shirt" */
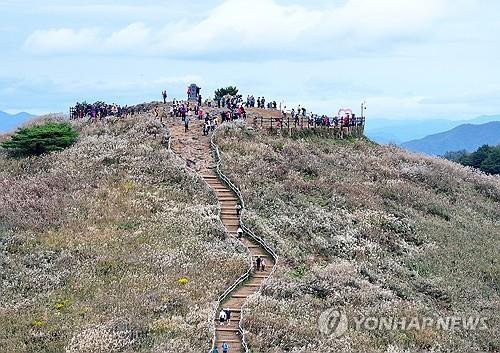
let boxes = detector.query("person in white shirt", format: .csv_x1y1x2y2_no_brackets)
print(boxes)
219,309,227,325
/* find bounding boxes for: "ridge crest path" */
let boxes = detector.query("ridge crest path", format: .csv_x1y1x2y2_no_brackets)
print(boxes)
168,114,275,353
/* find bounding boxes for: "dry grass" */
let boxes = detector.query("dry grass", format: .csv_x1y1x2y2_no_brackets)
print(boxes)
216,123,500,353
0,116,247,353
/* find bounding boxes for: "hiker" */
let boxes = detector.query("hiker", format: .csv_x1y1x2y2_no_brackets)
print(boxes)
221,341,229,353
237,226,243,239
235,203,242,215
224,308,232,326
261,258,267,272
162,90,167,104
212,347,219,353
219,309,227,326
203,121,210,136
238,105,246,119
184,115,190,132
256,256,262,271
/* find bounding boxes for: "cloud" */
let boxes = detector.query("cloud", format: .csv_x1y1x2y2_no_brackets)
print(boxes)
23,0,454,59
106,23,151,50
24,28,100,54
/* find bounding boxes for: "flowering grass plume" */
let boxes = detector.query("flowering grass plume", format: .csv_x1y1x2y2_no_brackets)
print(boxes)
0,115,247,353
215,122,500,353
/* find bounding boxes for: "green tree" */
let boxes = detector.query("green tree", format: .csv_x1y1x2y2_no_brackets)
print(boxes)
480,147,500,174
466,144,491,169
1,122,78,156
214,86,239,100
443,149,468,162
449,144,500,175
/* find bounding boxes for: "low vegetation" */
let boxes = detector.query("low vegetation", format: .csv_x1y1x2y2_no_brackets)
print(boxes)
216,123,500,353
0,116,247,353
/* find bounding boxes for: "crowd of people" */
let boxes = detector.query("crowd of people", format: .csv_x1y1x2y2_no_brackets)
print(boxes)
70,101,122,120
69,101,156,120
160,95,248,136
245,95,278,109
216,95,243,109
264,104,366,136
69,89,365,139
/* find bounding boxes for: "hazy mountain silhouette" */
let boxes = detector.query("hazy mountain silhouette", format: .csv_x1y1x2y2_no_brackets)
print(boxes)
366,115,500,144
0,111,35,133
401,121,500,155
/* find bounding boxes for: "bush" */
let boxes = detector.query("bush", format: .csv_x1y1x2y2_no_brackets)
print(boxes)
1,122,78,156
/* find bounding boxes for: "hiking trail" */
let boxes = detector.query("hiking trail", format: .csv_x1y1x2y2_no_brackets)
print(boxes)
167,113,276,353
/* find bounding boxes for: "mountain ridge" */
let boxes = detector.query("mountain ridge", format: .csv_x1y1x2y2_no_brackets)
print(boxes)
401,121,500,155
0,111,35,133
366,114,500,144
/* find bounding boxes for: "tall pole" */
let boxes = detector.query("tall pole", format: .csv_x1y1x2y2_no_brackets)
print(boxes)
361,101,366,118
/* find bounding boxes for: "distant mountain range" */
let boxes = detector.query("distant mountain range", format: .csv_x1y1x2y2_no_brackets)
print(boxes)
0,111,35,133
366,115,500,144
401,121,500,156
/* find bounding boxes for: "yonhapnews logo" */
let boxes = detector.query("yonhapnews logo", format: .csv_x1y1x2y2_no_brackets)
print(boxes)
318,308,348,338
318,308,489,338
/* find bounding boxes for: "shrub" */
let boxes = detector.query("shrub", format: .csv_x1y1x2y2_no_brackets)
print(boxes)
1,122,78,156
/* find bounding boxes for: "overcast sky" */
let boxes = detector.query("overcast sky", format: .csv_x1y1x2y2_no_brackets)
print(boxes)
1,0,499,120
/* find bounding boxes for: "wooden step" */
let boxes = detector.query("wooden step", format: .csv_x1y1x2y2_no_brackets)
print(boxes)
253,274,270,279
219,197,238,201
231,294,249,299
220,205,238,215
224,308,241,313
216,339,240,344
215,343,242,352
215,189,234,193
245,283,262,287
221,219,240,225
220,212,239,217
216,326,240,332
207,182,224,187
213,187,230,191
214,314,241,321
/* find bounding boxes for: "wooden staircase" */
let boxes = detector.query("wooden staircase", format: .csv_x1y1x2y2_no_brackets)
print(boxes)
168,115,275,353
202,171,275,352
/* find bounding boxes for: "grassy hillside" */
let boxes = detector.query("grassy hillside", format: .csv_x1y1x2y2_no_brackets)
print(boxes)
216,123,500,352
0,116,247,353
